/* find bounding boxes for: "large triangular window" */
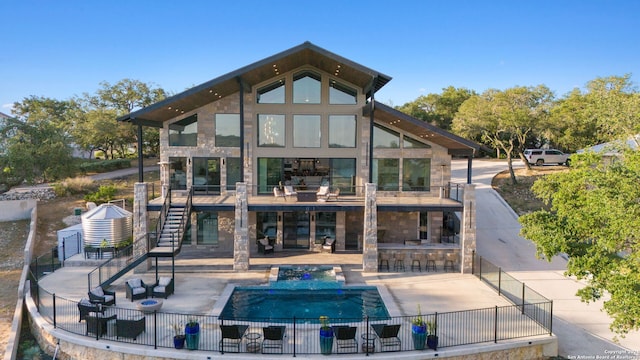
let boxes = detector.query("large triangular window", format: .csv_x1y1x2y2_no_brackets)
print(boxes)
257,79,285,104
329,80,357,104
293,71,321,104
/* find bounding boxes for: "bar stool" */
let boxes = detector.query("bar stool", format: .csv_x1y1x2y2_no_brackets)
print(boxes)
378,252,390,271
444,252,456,272
426,252,437,272
393,252,405,272
410,253,423,272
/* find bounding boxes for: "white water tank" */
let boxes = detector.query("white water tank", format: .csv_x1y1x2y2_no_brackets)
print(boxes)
81,203,133,251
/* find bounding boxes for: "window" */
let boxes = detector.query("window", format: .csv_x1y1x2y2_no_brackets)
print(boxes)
373,158,399,191
197,212,218,245
373,124,400,148
169,157,187,190
257,80,285,104
315,212,336,244
257,212,278,242
403,158,430,191
215,114,240,147
329,80,357,104
193,158,220,193
226,157,242,191
403,136,430,149
293,71,321,104
329,115,356,148
330,158,356,193
169,114,197,146
257,158,283,193
258,114,285,147
293,115,321,147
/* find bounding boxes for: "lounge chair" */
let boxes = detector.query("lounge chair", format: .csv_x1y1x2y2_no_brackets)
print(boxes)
322,237,336,253
258,238,274,254
88,286,116,306
371,324,401,352
316,185,329,197
77,298,103,322
333,326,358,354
326,188,340,201
273,187,286,201
85,313,116,337
283,185,297,199
125,278,148,301
262,325,286,354
151,277,174,299
219,324,249,353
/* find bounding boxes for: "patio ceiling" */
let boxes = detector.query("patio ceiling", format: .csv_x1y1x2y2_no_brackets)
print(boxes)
118,42,391,127
367,101,480,156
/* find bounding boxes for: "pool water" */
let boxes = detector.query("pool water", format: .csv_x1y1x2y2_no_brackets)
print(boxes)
277,265,335,282
220,286,390,322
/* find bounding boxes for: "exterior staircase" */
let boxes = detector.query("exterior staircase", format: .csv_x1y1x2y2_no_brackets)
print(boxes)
148,188,192,258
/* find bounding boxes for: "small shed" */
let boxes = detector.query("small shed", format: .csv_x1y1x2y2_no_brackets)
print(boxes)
56,223,83,260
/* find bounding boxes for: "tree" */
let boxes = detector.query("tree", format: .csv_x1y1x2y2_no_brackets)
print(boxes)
452,85,555,183
396,86,475,131
520,151,640,335
549,75,640,152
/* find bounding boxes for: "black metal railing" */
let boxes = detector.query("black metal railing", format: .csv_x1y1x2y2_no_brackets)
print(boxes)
29,247,63,281
31,283,552,355
86,236,149,290
473,254,553,334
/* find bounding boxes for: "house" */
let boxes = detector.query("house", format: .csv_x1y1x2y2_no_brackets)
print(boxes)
118,42,480,272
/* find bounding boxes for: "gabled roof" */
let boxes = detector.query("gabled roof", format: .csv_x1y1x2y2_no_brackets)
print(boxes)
118,42,392,127
366,101,480,156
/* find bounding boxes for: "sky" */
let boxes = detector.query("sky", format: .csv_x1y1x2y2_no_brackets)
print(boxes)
1,0,639,116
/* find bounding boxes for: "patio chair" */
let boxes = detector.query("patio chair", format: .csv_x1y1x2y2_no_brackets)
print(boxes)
326,188,340,201
151,277,174,299
116,316,146,340
371,324,401,352
125,278,148,302
444,252,457,271
333,326,358,354
322,237,335,253
258,237,274,254
283,185,297,199
85,313,116,338
273,187,286,201
88,286,116,306
262,325,286,354
77,298,103,322
316,185,330,197
219,324,249,353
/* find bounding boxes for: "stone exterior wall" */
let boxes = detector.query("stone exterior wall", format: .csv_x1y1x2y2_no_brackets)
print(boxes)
461,183,476,274
377,212,419,243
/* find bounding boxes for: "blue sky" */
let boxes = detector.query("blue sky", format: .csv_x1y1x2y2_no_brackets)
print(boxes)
1,0,639,115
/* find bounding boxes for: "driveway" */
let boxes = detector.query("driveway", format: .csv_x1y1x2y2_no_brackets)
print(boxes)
452,159,640,357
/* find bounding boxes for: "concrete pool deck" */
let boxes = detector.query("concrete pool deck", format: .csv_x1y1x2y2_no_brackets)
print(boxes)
32,248,557,359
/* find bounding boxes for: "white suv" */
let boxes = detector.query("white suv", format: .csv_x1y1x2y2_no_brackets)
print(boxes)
524,149,570,166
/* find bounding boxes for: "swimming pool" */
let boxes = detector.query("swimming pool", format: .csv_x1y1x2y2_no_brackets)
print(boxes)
219,285,390,322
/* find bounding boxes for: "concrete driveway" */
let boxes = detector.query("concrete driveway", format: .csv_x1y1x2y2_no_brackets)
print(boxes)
452,159,640,358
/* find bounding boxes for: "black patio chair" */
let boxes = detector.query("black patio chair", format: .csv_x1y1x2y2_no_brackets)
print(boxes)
88,286,116,306
333,326,358,354
77,298,103,322
371,324,401,352
220,324,249,353
262,325,286,354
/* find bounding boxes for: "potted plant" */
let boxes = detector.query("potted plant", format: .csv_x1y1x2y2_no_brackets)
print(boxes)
185,318,200,350
411,304,427,350
172,323,185,349
319,315,333,355
426,320,438,350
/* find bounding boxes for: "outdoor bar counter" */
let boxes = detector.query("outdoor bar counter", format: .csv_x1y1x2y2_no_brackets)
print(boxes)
377,242,461,271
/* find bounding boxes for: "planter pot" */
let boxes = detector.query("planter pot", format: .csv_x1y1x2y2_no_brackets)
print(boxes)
319,328,334,355
427,335,439,350
185,323,200,350
173,335,186,349
411,324,427,350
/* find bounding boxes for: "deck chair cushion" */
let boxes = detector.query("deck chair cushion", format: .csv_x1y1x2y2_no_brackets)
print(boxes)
90,287,104,297
127,279,142,288
158,277,172,286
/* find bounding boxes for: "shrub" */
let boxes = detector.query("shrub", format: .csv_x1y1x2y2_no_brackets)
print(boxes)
79,159,131,174
52,177,97,196
84,185,118,204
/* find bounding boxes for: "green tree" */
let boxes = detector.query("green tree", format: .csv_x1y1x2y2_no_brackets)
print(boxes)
549,75,640,152
520,151,640,335
396,86,475,131
452,85,555,183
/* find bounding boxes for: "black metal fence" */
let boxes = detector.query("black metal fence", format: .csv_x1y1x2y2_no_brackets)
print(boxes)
29,281,552,356
473,254,553,333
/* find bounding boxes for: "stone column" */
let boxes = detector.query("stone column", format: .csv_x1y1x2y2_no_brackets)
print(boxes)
133,182,150,270
362,183,378,272
233,183,249,271
461,183,476,274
